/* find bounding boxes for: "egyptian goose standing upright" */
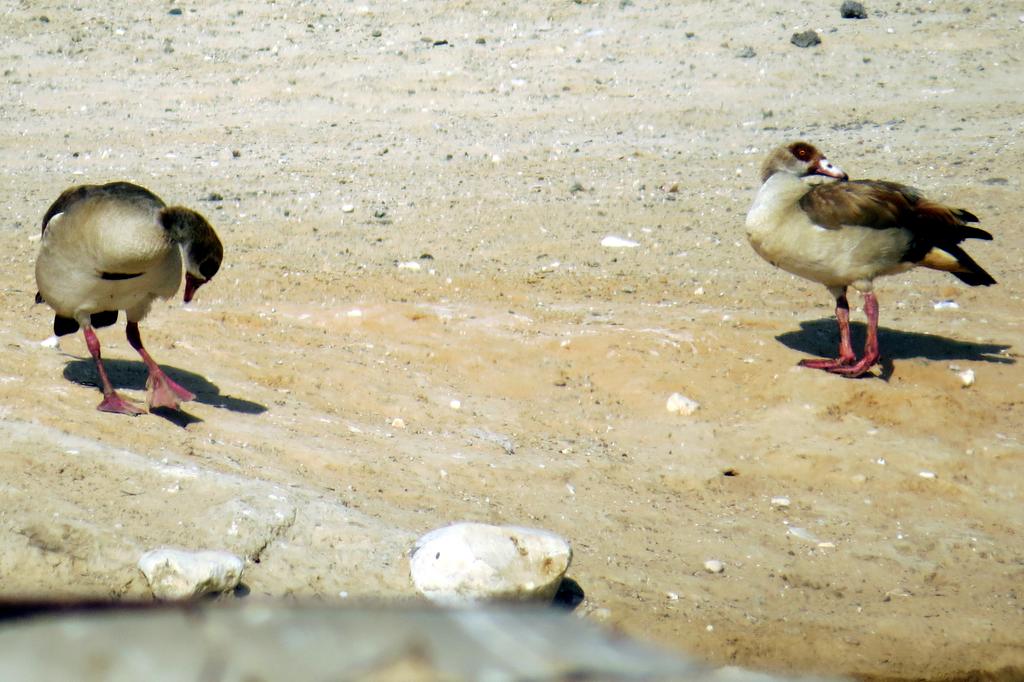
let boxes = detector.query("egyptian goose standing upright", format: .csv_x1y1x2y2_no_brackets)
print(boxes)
35,182,223,414
746,142,995,377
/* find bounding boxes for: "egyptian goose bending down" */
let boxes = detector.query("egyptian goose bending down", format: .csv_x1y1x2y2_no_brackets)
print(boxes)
35,182,223,414
746,142,995,377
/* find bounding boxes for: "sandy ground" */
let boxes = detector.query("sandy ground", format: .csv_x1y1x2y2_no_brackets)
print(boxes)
1,1,1022,679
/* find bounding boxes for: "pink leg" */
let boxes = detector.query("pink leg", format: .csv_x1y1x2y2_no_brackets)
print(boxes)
827,292,881,377
800,292,858,370
126,322,195,410
83,327,144,415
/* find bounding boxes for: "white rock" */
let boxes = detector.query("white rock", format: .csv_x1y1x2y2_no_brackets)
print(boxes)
138,548,244,600
40,336,60,349
449,399,461,410
600,235,639,248
397,261,422,271
918,470,937,480
665,392,700,415
957,369,975,387
341,204,355,213
786,526,823,544
703,559,725,574
933,300,959,310
410,522,572,605
769,496,790,508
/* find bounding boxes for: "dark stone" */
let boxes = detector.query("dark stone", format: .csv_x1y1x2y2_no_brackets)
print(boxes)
790,30,821,48
168,7,183,16
737,46,756,59
840,1,868,19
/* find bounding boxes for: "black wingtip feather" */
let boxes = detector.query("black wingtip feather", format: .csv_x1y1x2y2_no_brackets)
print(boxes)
953,208,980,223
954,270,997,286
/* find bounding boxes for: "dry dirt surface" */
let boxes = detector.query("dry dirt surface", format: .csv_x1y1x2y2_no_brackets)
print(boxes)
1,1,1022,680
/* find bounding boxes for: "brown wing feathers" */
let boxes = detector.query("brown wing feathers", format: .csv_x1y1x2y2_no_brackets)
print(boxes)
801,180,995,285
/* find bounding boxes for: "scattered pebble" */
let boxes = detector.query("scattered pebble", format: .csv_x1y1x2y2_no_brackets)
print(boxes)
703,559,725,574
956,368,975,387
933,300,959,310
409,522,572,604
884,587,912,601
601,235,639,248
449,399,461,410
737,46,756,59
770,496,791,508
137,548,244,600
790,30,821,48
341,204,355,213
346,308,363,318
666,592,679,601
397,261,422,271
786,526,823,544
665,392,700,416
40,336,59,348
391,417,406,429
918,470,937,479
840,1,867,19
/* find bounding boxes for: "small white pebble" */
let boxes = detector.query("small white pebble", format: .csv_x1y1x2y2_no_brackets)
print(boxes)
391,418,406,429
933,300,959,310
346,308,363,318
703,559,725,574
817,542,836,549
957,369,975,387
341,204,355,213
601,235,640,248
40,336,60,348
449,399,461,410
667,592,679,601
706,624,714,632
666,392,700,415
770,496,790,508
397,261,422,271
918,471,937,479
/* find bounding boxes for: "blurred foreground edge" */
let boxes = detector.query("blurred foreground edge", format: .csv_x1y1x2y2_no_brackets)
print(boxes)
0,600,844,681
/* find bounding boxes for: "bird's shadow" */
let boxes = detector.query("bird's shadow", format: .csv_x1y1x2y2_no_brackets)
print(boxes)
777,319,1014,375
63,359,266,426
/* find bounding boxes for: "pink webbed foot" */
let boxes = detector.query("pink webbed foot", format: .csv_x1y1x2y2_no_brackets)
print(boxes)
146,370,196,410
799,355,856,371
97,391,146,416
819,353,880,378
